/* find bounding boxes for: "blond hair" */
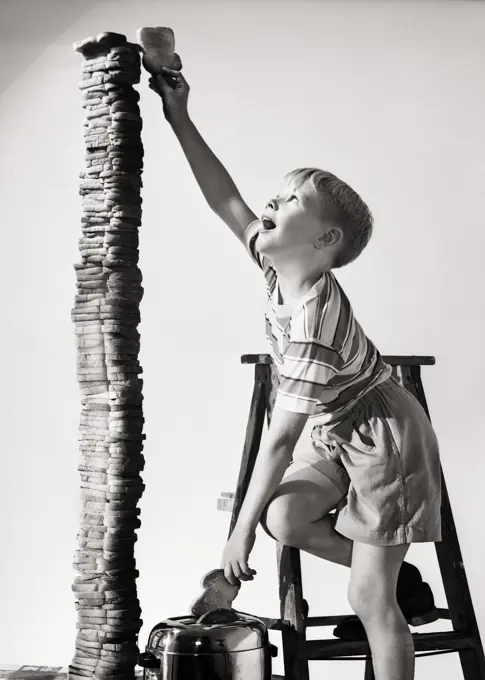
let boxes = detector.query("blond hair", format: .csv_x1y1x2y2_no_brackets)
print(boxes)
285,167,374,268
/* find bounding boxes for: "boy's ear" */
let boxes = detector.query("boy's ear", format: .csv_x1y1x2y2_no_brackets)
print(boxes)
314,226,343,249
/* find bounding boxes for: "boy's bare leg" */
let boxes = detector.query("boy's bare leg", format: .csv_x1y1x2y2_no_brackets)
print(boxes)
291,514,354,566
260,464,353,566
348,542,415,680
284,515,415,679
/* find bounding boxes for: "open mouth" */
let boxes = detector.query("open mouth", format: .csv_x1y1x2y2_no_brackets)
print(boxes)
261,217,276,231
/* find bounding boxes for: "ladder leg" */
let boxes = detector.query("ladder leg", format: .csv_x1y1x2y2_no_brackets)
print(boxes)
407,366,485,679
436,470,485,679
277,544,310,680
264,363,310,680
228,363,268,537
364,656,375,680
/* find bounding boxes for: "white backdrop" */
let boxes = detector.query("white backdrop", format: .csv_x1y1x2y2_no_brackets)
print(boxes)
0,1,484,678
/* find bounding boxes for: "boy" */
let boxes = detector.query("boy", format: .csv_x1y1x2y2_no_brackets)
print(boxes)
148,66,441,680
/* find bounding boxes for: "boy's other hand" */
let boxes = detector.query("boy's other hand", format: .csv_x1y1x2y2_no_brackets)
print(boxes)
149,67,190,126
221,525,257,586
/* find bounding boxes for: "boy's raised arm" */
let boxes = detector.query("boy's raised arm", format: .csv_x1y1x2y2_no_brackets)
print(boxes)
149,67,258,242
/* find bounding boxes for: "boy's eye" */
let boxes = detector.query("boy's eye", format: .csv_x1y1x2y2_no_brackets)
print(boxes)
288,195,297,202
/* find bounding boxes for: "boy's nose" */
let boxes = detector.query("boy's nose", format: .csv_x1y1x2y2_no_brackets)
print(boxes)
266,198,278,211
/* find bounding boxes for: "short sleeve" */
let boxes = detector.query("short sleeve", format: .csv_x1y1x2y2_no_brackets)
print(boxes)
274,340,344,415
243,219,277,293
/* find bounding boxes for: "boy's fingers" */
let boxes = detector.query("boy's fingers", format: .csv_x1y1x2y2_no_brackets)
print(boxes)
234,561,255,582
231,562,242,581
154,73,172,93
160,65,180,76
161,66,187,85
224,564,240,587
239,561,254,579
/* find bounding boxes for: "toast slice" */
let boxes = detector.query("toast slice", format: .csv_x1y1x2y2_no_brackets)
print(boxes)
189,568,240,618
136,27,180,74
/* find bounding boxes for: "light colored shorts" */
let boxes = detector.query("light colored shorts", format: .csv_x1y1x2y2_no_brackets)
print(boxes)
283,375,442,546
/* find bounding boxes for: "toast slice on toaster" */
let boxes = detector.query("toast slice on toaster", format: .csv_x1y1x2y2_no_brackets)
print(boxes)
189,568,241,617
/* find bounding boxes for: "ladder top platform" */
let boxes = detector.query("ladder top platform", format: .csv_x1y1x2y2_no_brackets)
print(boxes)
241,354,435,366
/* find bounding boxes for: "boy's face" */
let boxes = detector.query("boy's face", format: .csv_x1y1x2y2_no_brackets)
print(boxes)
258,179,339,261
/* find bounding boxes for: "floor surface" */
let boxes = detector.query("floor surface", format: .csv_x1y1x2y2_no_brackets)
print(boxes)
0,668,143,680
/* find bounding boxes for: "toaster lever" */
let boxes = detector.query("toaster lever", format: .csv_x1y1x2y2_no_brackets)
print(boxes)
138,652,161,669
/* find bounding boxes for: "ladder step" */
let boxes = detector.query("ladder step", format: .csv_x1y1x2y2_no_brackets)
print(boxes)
306,631,474,660
251,610,452,633
306,608,451,627
218,493,235,512
255,614,353,630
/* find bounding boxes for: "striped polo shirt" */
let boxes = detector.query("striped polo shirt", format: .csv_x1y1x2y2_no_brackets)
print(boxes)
244,220,392,420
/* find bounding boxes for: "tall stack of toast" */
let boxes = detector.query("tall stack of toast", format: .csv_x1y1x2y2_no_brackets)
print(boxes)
70,31,146,680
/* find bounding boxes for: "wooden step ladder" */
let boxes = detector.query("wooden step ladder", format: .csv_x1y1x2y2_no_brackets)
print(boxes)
217,354,485,680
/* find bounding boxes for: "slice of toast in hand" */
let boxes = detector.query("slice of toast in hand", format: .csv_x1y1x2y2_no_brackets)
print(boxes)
136,27,181,74
189,569,241,618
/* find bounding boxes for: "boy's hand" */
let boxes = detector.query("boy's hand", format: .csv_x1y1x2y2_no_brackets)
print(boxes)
148,66,190,126
221,525,257,586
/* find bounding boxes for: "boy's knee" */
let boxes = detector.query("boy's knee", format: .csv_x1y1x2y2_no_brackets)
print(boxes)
260,495,301,546
347,579,375,617
347,577,396,620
